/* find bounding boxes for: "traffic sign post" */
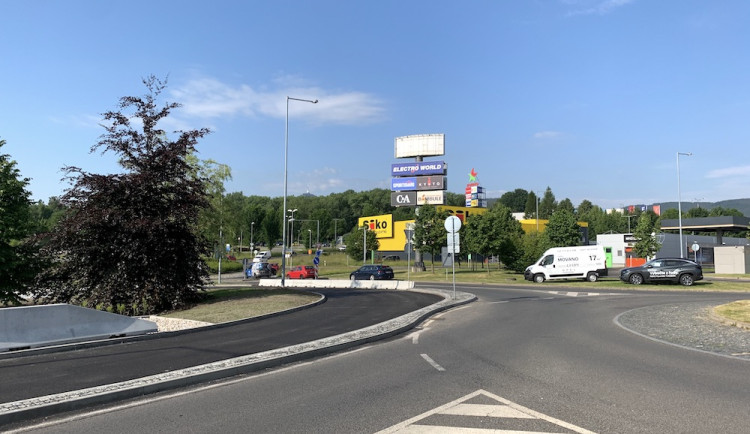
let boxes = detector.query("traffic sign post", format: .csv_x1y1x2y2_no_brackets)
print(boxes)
444,216,461,300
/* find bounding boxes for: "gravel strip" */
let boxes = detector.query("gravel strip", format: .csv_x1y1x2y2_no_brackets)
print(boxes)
144,316,213,332
616,302,750,360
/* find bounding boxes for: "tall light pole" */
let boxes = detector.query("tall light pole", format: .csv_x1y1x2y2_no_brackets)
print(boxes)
287,209,297,269
282,96,318,287
677,152,692,258
250,222,254,252
308,229,312,250
362,225,367,264
333,218,343,246
296,219,319,249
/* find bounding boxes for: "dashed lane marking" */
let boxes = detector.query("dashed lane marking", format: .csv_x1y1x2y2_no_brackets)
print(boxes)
420,354,446,371
376,389,596,434
546,291,624,297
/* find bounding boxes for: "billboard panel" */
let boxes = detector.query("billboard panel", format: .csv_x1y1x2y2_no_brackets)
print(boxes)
437,205,488,222
391,177,417,191
391,191,417,207
394,134,445,158
416,175,446,191
391,161,447,177
416,191,445,205
358,214,394,238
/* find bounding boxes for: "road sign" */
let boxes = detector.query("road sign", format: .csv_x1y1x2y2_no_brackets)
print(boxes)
444,215,462,233
313,256,320,265
447,233,460,253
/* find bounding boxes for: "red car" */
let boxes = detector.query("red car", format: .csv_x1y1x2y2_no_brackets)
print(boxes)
286,265,317,279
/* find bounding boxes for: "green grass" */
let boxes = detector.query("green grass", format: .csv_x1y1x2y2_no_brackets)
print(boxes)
163,251,750,324
161,288,318,323
310,251,750,292
713,300,750,324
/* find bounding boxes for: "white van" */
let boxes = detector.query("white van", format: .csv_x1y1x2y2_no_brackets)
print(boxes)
252,250,272,263
524,245,607,283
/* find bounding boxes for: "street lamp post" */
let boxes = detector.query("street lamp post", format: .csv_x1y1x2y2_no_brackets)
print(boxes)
362,225,367,264
677,152,692,258
281,96,318,287
308,229,312,250
333,218,343,246
295,219,319,249
250,222,254,252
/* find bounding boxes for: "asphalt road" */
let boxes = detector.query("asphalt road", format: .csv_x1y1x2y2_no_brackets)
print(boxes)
9,284,748,434
0,289,440,403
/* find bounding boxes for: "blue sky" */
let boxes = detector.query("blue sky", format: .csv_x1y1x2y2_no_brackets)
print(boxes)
2,0,749,210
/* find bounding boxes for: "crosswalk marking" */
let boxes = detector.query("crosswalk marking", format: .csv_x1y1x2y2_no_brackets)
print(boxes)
376,389,596,434
440,403,535,419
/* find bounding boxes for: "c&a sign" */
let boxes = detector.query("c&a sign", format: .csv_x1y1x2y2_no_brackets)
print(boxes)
358,214,394,238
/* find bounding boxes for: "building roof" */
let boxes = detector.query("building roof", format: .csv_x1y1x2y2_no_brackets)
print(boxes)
660,216,750,232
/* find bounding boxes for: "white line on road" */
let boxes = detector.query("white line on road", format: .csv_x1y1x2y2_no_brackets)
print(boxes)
420,354,445,371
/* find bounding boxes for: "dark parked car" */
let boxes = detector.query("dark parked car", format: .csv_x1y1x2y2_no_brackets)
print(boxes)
249,262,274,278
620,258,703,286
350,265,395,281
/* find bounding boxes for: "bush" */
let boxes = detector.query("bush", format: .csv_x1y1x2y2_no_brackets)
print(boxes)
206,258,244,274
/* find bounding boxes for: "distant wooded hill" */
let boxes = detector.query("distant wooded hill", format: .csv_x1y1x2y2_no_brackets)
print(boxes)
485,197,750,217
654,198,750,217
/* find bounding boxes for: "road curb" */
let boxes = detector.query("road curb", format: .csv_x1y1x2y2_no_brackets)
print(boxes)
0,287,475,427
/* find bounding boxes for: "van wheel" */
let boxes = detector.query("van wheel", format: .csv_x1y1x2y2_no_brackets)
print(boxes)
629,274,643,285
586,272,598,282
533,274,545,283
679,274,694,286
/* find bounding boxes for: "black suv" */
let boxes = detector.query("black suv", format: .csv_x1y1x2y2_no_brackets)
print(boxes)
349,265,395,281
620,258,703,286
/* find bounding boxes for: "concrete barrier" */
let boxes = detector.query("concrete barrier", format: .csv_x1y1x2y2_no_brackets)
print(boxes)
0,304,158,352
258,279,415,290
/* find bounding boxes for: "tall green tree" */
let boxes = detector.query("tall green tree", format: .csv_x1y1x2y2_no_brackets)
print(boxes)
544,209,581,247
344,225,379,262
35,76,211,315
499,188,528,212
0,139,37,305
558,198,574,214
414,205,449,272
523,191,539,219
538,187,557,219
632,212,660,259
463,204,524,271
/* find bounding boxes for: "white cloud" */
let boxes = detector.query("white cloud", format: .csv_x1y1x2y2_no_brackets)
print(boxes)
706,165,750,179
170,77,386,126
533,131,563,139
566,0,635,16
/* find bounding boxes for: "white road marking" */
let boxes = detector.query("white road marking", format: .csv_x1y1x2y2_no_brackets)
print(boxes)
6,346,373,433
420,354,446,371
411,331,421,344
376,389,597,434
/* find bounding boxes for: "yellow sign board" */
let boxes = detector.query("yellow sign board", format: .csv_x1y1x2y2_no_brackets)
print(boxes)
358,214,394,238
436,205,488,223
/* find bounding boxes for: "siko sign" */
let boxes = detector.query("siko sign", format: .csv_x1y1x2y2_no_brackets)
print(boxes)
391,191,417,207
391,161,447,177
358,214,394,238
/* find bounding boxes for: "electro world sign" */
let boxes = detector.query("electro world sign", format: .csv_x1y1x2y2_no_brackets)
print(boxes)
391,161,447,177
